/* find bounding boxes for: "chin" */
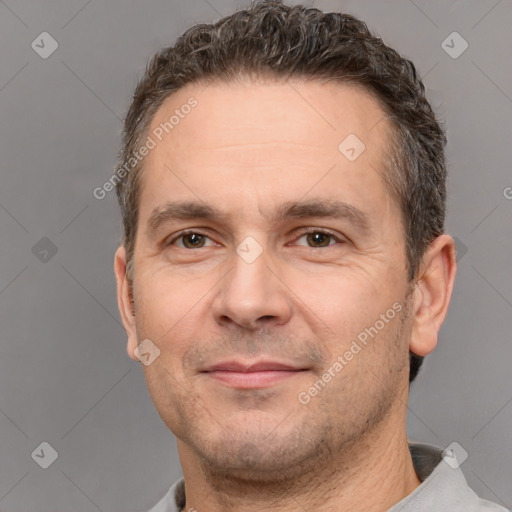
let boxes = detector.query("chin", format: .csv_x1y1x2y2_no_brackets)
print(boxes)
188,420,330,483
199,445,312,483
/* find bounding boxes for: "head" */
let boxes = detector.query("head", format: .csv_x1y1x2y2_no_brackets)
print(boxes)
114,1,456,481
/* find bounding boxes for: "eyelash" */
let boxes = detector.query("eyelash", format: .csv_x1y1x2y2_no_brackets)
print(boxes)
167,229,345,249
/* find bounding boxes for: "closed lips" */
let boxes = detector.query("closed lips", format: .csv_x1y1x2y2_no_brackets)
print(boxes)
203,361,308,372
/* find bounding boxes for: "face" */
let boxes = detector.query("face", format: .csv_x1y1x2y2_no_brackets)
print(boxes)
116,78,422,482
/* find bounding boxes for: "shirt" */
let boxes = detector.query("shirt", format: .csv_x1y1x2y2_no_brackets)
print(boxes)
147,442,509,512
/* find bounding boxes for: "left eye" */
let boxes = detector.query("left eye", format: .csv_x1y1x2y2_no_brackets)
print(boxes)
294,230,342,248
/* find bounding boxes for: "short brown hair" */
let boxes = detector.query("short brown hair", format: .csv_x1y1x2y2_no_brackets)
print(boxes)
115,0,447,383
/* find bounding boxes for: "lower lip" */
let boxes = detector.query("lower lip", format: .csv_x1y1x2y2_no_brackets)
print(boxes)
205,370,306,388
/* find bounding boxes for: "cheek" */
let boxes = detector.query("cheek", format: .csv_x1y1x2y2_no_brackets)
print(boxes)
133,266,203,336
310,275,407,362
295,266,399,321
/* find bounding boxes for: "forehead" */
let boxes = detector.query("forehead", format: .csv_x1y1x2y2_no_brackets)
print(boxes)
137,78,395,227
148,77,390,153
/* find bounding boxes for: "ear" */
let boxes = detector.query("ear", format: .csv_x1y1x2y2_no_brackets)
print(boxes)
409,234,457,357
114,245,139,362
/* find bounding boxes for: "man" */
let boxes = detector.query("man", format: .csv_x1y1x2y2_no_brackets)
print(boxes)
113,1,508,511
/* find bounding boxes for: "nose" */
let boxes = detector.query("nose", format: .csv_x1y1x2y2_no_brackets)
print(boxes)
211,242,292,331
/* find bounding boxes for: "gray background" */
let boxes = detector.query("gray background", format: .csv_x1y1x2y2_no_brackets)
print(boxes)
0,0,511,510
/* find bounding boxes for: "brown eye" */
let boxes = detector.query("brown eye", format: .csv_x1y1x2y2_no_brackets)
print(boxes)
181,233,206,248
306,232,332,247
169,231,214,249
295,230,342,248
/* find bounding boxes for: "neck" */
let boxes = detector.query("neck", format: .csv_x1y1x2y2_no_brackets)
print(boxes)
177,412,421,512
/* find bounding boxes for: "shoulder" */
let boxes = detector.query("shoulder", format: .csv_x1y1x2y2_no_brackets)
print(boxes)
146,477,185,512
394,442,510,512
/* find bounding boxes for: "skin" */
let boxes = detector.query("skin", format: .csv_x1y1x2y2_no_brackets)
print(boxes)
114,77,457,512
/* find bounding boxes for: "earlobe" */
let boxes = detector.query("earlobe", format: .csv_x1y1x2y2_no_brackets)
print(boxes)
409,234,457,357
113,246,140,362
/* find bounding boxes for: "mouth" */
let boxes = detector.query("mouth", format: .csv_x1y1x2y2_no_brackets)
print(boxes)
201,360,310,389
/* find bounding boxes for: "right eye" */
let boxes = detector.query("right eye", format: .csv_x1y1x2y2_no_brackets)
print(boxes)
167,230,217,249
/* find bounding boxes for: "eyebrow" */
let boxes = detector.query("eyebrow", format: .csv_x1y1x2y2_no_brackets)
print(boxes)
146,198,371,235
